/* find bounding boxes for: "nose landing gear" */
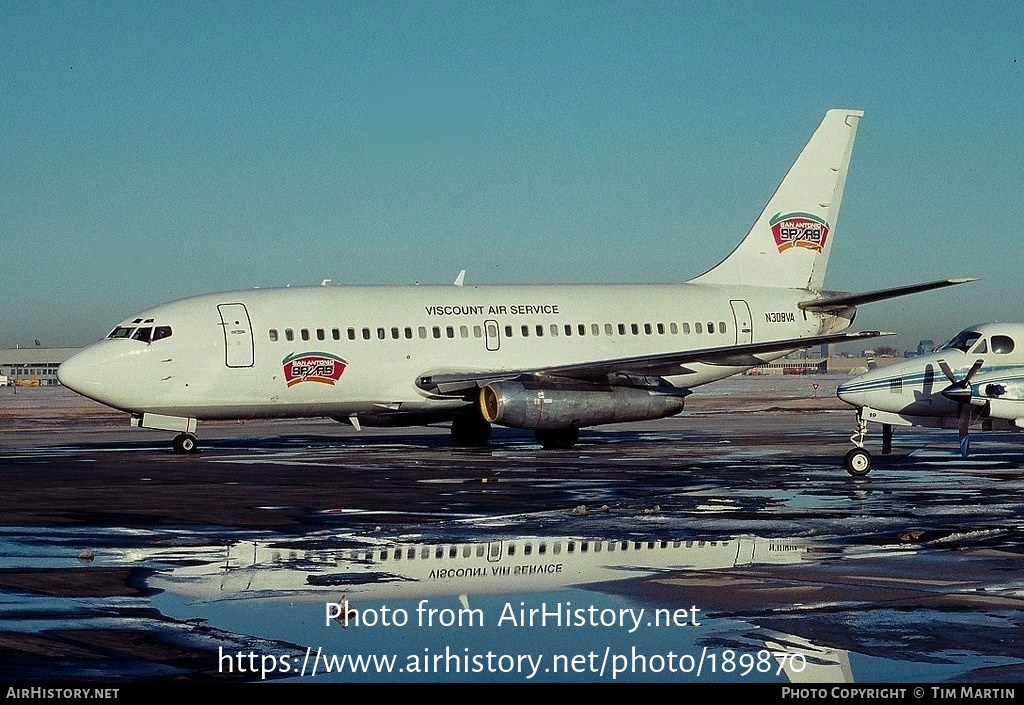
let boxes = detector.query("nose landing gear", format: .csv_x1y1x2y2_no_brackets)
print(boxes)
843,410,892,476
172,433,199,454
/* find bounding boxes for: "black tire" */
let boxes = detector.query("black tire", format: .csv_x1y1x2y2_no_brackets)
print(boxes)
535,428,579,450
451,412,491,447
844,448,872,476
173,433,199,455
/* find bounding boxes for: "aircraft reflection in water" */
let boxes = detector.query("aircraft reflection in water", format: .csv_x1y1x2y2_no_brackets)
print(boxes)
132,533,852,682
144,534,806,602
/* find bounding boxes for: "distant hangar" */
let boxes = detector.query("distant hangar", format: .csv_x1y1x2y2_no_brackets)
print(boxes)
1,347,81,386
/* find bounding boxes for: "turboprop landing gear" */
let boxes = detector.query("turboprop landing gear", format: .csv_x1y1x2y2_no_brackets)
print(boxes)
844,410,893,476
844,412,872,476
535,428,579,450
172,433,199,454
844,447,872,476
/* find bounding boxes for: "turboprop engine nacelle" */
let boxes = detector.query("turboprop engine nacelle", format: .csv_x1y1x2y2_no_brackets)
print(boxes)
479,381,688,430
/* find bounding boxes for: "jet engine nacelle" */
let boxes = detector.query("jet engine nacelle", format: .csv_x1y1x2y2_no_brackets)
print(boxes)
479,381,687,430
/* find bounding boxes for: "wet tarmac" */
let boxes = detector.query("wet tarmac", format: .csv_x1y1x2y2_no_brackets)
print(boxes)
1,381,1023,683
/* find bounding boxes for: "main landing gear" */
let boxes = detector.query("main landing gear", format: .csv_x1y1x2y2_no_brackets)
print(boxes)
450,412,492,447
535,428,579,450
449,413,581,450
172,433,200,454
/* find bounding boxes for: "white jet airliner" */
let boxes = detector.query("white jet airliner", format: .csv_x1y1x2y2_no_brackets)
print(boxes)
838,323,1024,474
58,109,969,453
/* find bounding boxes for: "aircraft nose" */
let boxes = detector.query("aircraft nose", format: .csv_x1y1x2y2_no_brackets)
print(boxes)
58,346,113,402
58,350,92,394
836,380,866,407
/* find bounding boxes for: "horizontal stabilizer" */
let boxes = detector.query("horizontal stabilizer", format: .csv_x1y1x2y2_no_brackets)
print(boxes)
798,278,977,311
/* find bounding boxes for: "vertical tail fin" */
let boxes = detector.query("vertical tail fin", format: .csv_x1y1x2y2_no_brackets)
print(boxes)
690,109,863,291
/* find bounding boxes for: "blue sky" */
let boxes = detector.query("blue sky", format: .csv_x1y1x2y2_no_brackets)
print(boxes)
2,1,1021,349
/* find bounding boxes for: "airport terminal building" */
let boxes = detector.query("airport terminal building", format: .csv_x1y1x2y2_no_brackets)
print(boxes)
0,347,81,386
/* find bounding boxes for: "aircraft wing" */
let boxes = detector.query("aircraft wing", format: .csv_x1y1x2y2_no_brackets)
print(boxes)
417,330,890,397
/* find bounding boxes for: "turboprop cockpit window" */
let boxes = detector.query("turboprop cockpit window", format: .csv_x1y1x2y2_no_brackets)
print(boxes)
942,331,982,352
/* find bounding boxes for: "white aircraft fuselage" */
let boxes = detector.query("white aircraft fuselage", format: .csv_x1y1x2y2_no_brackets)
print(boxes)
60,282,834,421
57,109,970,452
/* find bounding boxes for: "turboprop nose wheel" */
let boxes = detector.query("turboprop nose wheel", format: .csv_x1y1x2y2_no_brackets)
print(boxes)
844,447,872,476
844,411,875,476
172,433,199,454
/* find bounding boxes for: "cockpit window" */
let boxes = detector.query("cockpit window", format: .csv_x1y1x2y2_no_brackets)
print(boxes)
107,325,172,341
108,326,136,339
992,335,1015,354
941,331,982,353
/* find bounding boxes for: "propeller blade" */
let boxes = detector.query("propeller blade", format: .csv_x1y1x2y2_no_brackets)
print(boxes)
937,358,984,387
957,403,972,437
957,402,972,457
963,359,985,385
937,359,957,385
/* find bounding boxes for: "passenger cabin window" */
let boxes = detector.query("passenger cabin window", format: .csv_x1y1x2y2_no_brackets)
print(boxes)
269,329,278,342
992,335,1015,354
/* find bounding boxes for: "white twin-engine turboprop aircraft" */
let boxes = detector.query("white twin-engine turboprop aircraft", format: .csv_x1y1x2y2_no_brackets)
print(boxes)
58,109,970,454
837,323,1024,475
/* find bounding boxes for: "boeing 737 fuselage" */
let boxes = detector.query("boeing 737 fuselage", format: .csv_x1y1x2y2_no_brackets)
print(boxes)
57,110,969,453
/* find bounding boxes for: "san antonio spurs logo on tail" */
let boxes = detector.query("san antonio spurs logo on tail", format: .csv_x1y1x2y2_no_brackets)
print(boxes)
770,212,830,254
282,352,347,387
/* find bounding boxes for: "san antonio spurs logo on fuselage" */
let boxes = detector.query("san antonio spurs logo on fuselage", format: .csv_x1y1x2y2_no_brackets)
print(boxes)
770,212,830,253
282,352,347,387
